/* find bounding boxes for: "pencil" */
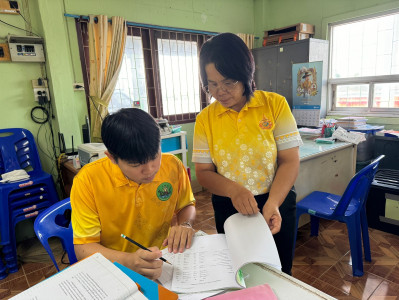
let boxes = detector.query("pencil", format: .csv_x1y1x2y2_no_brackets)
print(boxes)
121,234,172,265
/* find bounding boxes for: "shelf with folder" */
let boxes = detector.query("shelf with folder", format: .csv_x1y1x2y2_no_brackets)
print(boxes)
161,131,188,168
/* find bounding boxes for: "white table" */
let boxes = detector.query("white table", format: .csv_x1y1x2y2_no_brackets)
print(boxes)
243,263,336,300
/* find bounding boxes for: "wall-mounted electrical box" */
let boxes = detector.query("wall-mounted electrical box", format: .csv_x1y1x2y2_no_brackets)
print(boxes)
8,35,45,62
32,78,50,104
0,0,19,14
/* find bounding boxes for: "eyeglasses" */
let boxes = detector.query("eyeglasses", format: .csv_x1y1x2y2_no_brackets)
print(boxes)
204,79,239,94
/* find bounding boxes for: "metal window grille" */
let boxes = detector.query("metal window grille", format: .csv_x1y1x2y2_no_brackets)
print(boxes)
329,10,399,111
76,21,210,124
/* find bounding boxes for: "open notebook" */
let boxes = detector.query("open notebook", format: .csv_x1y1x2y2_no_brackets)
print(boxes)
159,213,281,294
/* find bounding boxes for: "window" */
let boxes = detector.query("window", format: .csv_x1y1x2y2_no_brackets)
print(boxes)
76,22,210,124
329,10,399,113
110,35,148,114
157,38,201,116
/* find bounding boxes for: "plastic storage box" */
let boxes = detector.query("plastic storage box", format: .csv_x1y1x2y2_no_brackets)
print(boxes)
366,169,399,235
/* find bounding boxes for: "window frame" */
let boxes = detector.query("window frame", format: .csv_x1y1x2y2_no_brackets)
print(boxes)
75,19,211,125
327,9,399,116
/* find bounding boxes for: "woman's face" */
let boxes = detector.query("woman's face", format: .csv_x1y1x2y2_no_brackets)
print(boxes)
205,63,247,112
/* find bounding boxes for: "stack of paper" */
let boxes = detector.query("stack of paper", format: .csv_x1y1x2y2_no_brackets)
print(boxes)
335,117,367,129
298,127,322,135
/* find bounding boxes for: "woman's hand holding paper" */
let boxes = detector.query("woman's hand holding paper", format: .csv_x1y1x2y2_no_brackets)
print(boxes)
262,201,282,234
229,184,259,215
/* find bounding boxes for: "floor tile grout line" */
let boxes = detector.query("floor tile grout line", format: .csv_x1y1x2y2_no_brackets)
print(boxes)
20,263,31,288
363,272,387,300
316,277,352,298
23,262,52,277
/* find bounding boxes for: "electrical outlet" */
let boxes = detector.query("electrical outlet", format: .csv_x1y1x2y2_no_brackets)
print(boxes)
32,79,50,103
73,83,85,91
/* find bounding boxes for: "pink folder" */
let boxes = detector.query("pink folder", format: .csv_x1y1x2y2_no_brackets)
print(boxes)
205,284,277,300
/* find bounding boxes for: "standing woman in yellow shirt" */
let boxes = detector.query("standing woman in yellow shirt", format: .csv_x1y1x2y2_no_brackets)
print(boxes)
192,33,303,275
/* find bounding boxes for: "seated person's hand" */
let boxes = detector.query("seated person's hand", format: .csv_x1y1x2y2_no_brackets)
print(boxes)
230,185,259,215
262,202,282,234
129,247,163,280
162,223,195,254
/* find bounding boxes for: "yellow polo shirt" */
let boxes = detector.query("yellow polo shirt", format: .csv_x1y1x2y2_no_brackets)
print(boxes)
71,153,195,252
193,90,303,195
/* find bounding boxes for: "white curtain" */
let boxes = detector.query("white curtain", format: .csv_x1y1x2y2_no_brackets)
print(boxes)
237,33,255,49
88,15,127,142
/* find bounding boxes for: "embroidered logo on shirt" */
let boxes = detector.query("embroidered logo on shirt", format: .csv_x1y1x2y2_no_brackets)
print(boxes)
156,182,173,201
259,115,273,129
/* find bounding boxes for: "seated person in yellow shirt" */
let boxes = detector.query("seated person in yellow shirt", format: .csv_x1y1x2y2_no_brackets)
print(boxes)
71,108,196,280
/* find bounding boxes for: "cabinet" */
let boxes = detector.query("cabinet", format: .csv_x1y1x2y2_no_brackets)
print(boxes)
252,38,329,116
160,131,188,168
296,135,357,227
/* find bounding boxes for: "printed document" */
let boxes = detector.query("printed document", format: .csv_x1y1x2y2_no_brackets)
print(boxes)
159,212,281,294
11,252,147,300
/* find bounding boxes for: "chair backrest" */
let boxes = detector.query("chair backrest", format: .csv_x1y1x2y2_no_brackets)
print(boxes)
0,128,43,176
333,155,385,216
34,198,77,271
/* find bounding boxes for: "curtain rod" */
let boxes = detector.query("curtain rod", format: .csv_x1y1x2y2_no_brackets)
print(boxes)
64,14,219,35
64,14,259,39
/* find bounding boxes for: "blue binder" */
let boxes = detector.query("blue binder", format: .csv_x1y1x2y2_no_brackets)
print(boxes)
114,262,160,300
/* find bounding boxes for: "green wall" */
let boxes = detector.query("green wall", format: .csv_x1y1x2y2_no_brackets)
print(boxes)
0,0,85,175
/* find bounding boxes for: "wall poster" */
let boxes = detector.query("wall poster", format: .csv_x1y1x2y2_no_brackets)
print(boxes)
292,61,323,127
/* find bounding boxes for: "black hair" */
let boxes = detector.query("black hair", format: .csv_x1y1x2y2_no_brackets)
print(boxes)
101,108,160,164
199,32,256,101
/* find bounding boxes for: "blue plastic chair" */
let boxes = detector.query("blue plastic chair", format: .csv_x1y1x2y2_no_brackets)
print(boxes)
3,207,48,273
0,128,59,275
294,155,384,277
34,198,77,271
0,254,6,280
